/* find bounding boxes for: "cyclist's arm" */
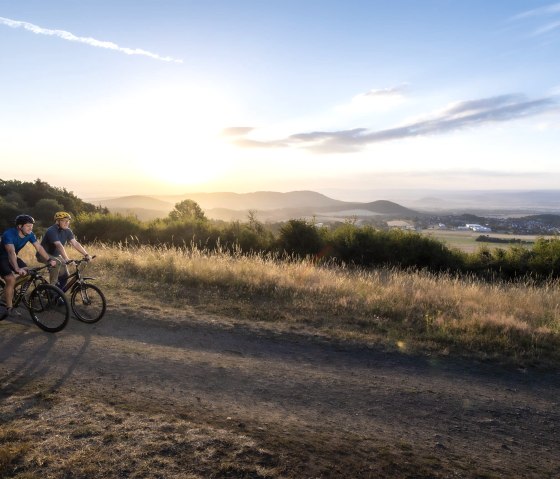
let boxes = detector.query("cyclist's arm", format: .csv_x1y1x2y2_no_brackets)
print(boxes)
52,240,71,262
4,244,26,275
69,238,91,259
34,242,57,266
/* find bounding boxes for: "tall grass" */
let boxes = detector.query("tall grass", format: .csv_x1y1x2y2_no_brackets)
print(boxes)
89,242,560,366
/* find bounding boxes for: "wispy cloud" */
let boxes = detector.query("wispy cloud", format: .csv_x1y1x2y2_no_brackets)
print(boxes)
511,2,560,20
226,94,559,154
510,2,560,37
0,16,183,63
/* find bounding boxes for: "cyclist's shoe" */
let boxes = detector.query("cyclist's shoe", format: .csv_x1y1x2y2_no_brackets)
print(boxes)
0,306,12,320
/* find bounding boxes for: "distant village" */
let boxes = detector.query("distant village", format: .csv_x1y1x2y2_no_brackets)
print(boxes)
416,214,560,235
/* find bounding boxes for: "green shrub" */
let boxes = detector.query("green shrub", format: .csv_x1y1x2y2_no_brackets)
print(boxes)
276,219,325,258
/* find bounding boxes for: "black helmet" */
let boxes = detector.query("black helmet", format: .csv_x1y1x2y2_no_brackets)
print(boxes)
15,214,35,226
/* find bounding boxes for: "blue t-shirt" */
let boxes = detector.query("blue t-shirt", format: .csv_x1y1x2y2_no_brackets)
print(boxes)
40,224,75,256
0,227,37,257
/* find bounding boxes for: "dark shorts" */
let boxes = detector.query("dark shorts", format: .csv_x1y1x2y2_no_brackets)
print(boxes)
0,257,27,277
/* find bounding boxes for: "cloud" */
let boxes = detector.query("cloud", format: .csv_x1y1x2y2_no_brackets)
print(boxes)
510,3,560,37
0,16,183,63
221,127,255,137
511,2,560,20
227,94,559,154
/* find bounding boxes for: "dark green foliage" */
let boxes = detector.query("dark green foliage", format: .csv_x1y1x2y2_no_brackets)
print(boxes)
34,198,65,224
529,237,560,276
74,212,144,243
276,219,325,257
146,217,213,248
0,197,21,228
461,238,560,280
328,225,463,271
0,178,104,228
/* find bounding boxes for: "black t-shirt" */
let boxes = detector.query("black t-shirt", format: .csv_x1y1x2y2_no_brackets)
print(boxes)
40,224,75,256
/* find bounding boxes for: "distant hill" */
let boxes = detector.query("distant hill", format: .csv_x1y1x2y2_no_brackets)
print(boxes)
89,195,175,221
154,191,346,210
406,189,560,214
90,191,419,222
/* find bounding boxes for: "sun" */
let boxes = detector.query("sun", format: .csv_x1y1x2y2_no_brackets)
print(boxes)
77,84,238,188
126,85,238,186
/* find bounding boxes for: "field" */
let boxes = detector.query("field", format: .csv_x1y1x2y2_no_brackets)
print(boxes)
1,244,560,478
420,229,540,253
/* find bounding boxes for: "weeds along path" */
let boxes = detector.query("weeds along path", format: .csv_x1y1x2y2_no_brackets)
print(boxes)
1,289,560,478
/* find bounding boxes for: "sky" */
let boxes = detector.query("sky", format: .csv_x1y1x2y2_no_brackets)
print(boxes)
1,0,559,201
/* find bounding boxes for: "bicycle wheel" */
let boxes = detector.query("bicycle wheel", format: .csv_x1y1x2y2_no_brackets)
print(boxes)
0,280,5,321
71,283,106,323
28,284,69,333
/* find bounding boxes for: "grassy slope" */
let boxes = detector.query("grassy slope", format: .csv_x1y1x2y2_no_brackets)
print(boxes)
92,243,560,368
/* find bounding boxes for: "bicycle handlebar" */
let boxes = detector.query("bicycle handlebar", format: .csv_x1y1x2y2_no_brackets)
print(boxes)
66,255,97,265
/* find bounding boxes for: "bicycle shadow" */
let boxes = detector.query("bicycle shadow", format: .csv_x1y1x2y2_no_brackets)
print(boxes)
0,319,91,413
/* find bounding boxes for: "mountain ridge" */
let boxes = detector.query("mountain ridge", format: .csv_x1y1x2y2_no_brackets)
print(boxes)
90,190,418,221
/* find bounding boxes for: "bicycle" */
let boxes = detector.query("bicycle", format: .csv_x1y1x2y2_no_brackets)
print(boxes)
0,265,69,332
62,256,106,323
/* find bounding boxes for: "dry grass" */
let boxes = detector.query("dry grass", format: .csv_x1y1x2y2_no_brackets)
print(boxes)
4,243,560,479
84,242,560,367
0,390,283,479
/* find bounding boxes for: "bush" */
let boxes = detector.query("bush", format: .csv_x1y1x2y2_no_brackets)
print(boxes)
74,212,143,243
276,219,325,258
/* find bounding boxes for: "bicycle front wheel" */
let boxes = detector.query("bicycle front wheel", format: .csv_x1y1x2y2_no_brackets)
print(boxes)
71,283,106,323
28,284,69,333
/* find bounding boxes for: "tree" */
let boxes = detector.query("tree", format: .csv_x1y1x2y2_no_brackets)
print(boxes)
277,219,324,257
168,199,206,222
34,198,64,225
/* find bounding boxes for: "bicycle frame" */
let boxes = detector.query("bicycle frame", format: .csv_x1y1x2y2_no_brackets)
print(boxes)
62,257,97,293
4,266,49,309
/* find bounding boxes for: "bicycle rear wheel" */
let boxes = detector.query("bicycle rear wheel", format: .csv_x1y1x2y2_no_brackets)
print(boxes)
0,280,5,321
71,283,106,323
28,284,69,332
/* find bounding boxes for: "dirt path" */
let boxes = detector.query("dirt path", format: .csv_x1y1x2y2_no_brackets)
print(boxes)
1,297,560,478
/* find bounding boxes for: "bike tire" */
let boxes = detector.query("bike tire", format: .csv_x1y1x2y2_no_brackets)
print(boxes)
28,284,69,333
71,283,106,323
0,281,5,321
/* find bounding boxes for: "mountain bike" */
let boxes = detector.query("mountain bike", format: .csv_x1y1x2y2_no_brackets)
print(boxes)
62,256,106,323
0,265,69,332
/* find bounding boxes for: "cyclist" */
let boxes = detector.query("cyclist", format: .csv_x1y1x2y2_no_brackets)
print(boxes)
38,211,92,289
0,215,56,319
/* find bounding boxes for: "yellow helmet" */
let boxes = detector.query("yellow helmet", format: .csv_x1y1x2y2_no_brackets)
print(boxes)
54,211,72,221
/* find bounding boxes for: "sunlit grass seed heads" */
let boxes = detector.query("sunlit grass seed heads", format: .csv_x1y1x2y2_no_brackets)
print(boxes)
84,242,560,366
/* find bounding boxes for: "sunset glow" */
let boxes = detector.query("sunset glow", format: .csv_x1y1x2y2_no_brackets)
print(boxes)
1,2,559,199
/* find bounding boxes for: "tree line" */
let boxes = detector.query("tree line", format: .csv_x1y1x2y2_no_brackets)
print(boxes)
2,180,559,280
74,199,560,281
0,179,106,230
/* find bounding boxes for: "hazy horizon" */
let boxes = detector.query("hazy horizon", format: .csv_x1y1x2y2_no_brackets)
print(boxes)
1,1,559,198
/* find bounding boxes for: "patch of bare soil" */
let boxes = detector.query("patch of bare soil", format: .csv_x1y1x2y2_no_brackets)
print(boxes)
1,290,560,478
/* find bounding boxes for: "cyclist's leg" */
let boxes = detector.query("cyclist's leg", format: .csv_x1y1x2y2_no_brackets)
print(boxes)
0,257,25,316
57,257,70,289
45,255,66,287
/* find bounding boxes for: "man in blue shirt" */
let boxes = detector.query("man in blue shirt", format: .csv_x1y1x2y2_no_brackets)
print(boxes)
0,215,55,319
39,211,91,289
